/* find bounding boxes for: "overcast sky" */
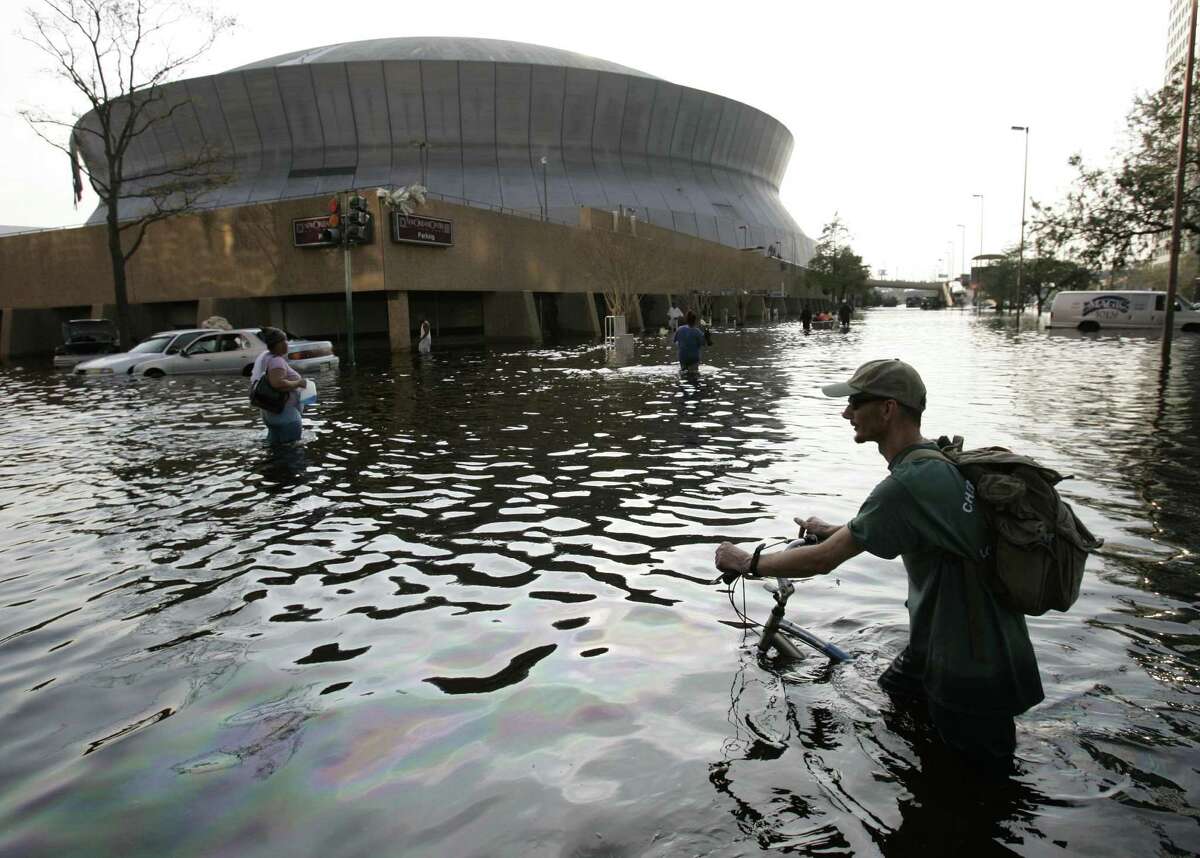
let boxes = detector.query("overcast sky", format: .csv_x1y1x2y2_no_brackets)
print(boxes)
0,0,1166,279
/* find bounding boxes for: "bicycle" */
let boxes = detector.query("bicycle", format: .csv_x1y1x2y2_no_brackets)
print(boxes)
712,534,851,664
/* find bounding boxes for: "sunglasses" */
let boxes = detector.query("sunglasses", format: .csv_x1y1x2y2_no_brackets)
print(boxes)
847,393,889,409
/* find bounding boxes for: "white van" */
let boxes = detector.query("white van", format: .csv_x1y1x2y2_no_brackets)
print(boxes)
1047,290,1200,331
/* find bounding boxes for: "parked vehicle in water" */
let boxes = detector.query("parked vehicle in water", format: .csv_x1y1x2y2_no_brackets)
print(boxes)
1047,291,1200,332
53,319,121,368
75,329,211,376
75,328,338,377
135,328,338,377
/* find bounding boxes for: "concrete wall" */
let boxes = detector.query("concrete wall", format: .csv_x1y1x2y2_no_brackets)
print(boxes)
0,194,825,357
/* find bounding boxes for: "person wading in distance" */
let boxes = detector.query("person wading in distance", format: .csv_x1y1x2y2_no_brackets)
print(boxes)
714,358,1043,771
673,310,707,372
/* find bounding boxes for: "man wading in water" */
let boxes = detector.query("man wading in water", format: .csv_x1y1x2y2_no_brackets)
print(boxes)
714,358,1043,770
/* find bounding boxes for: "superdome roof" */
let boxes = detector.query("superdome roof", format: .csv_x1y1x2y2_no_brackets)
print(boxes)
231,36,659,79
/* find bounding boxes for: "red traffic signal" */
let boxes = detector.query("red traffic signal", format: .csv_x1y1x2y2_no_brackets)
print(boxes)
327,196,340,214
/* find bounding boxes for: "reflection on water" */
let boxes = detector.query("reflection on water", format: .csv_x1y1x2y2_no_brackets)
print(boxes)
1,310,1198,856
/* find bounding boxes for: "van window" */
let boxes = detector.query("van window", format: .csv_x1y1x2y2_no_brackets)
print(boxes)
1156,295,1166,311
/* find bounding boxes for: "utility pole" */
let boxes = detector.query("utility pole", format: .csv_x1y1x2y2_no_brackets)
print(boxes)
343,203,355,367
1011,126,1030,316
1165,0,1198,367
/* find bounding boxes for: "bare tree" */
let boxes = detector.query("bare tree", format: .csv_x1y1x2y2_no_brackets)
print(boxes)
582,226,668,323
20,0,234,345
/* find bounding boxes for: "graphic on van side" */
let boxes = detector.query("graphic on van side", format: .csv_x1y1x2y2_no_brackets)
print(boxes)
1082,295,1131,318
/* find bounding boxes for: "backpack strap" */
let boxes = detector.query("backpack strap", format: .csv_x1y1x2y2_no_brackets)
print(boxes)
898,445,988,660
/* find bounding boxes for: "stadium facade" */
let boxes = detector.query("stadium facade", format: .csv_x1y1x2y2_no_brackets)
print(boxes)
73,37,812,262
0,38,829,359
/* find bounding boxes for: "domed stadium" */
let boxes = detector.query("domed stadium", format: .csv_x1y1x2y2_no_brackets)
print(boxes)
73,36,812,262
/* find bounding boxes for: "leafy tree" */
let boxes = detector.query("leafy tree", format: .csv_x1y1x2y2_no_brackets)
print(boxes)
806,214,870,303
1032,67,1198,274
976,246,1095,315
20,0,234,346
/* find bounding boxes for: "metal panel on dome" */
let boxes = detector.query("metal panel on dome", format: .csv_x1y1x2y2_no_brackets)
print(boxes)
495,63,537,212
183,81,244,208
274,65,323,199
618,76,667,216
529,64,569,213
458,62,502,207
242,68,291,200
311,64,357,170
212,73,260,205
592,73,636,210
382,61,425,187
561,68,606,208
646,83,695,225
420,61,464,200
346,61,392,189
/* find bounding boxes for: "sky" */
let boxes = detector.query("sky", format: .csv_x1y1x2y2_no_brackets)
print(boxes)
0,0,1167,280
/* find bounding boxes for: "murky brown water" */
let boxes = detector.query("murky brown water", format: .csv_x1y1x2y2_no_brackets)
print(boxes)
0,308,1197,856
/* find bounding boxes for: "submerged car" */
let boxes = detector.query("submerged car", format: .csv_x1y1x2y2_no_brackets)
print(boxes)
53,319,121,368
134,328,338,377
76,328,338,377
75,328,211,376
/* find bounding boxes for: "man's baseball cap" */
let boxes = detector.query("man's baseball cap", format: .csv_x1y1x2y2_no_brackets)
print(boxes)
821,359,926,412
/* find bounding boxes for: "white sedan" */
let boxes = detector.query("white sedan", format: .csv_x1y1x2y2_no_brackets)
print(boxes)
136,329,339,377
76,328,338,377
75,328,212,376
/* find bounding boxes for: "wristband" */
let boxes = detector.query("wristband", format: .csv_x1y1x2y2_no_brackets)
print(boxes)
748,544,765,578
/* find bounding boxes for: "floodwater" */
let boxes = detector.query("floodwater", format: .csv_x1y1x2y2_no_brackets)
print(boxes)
0,308,1197,857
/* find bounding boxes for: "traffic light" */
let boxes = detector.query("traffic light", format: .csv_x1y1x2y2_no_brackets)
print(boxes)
345,194,372,245
318,196,341,244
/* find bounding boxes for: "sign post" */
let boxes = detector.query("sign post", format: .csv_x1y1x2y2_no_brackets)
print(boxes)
343,209,355,367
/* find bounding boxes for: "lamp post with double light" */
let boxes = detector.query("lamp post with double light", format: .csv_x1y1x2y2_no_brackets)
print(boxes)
1011,126,1030,315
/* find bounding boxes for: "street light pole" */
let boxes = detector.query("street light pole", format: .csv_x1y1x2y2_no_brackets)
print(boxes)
1011,126,1030,316
539,155,548,222
1164,0,1198,366
972,193,984,256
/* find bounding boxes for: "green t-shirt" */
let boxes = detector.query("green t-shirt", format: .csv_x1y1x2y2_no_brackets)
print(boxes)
848,442,1044,716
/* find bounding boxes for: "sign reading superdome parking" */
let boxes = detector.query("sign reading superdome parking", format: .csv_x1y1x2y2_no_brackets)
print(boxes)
293,216,338,247
391,213,453,247
1082,295,1132,319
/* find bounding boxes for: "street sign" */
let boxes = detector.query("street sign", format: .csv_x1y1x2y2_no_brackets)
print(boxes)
293,215,339,247
391,213,453,247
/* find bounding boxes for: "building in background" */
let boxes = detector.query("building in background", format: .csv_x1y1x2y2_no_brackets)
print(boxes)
1,37,823,359
72,37,813,263
1166,0,1194,81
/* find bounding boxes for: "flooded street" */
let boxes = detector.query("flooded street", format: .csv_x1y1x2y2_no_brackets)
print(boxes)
1,308,1197,856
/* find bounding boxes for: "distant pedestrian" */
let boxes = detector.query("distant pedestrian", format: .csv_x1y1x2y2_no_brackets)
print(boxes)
838,301,853,329
801,302,813,333
250,327,306,444
667,302,684,332
418,319,432,354
673,310,706,371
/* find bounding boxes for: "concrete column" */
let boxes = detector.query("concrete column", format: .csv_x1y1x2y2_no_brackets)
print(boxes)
0,309,11,362
559,292,602,338
90,303,106,319
264,298,285,329
386,290,412,352
483,291,543,344
628,297,644,333
196,298,216,326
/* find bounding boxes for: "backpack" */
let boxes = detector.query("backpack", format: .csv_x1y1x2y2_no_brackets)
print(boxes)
907,436,1103,616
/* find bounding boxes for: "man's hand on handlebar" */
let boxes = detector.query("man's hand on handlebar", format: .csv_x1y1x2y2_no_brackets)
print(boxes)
714,542,753,580
796,516,838,542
